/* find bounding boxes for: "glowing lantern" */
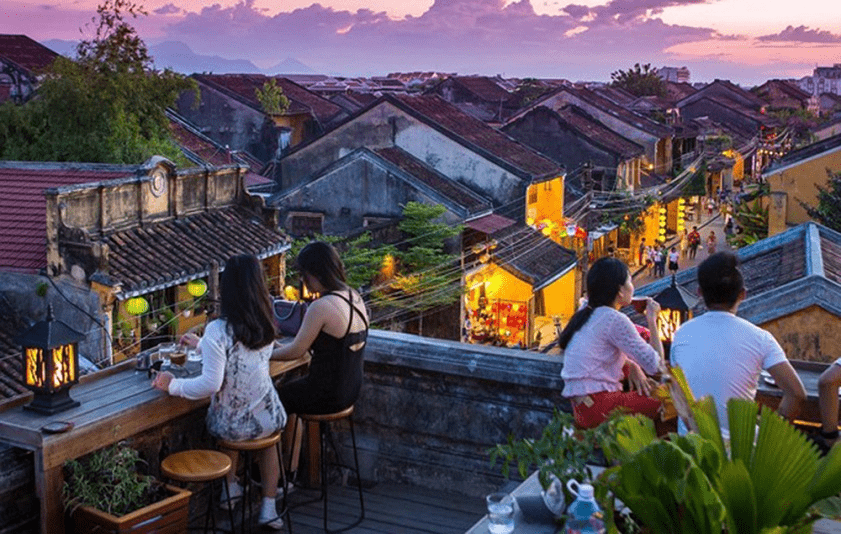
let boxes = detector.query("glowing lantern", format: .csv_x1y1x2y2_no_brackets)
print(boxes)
125,296,149,315
186,279,208,297
653,275,700,360
14,305,82,414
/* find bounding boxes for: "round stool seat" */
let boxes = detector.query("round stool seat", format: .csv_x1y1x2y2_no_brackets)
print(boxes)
161,449,231,483
217,430,281,451
299,405,354,422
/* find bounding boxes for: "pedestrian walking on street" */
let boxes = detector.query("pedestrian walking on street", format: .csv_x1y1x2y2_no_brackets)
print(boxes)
679,230,688,260
669,247,680,275
707,231,718,256
688,226,701,260
638,238,647,267
655,245,666,278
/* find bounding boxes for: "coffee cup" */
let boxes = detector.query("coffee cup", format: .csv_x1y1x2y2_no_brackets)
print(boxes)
170,351,187,366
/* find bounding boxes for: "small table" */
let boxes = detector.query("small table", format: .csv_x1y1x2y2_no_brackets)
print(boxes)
0,353,309,534
465,472,559,534
756,359,827,427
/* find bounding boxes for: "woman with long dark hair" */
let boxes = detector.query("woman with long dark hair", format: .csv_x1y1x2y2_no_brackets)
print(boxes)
153,254,287,530
272,241,369,415
559,257,664,428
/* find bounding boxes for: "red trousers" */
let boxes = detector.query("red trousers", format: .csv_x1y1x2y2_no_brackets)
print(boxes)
572,390,661,429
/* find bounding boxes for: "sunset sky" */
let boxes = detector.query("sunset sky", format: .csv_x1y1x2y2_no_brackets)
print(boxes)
3,0,841,85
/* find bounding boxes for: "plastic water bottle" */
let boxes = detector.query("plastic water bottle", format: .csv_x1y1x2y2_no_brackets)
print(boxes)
564,479,605,534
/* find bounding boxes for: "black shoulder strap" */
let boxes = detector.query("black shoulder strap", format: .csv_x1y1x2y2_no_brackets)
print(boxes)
329,290,369,337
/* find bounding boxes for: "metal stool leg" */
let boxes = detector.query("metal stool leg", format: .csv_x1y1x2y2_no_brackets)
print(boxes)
348,417,364,524
276,441,293,534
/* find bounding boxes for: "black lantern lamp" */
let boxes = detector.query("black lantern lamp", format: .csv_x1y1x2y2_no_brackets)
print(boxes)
15,305,83,414
653,274,699,360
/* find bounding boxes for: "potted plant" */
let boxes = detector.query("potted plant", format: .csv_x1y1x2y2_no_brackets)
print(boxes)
600,367,841,534
63,442,190,534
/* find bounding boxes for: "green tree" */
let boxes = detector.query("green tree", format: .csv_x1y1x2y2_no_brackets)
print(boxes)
511,78,548,107
0,0,195,164
374,202,462,333
255,78,290,115
610,63,666,97
800,170,841,232
287,232,392,292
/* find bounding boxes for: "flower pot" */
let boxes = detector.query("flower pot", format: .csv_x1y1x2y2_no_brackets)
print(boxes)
69,484,190,534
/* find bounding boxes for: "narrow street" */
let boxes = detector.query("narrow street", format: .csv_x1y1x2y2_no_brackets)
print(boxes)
632,207,736,287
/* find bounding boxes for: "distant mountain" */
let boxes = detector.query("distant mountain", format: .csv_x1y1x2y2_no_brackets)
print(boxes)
149,41,261,74
38,39,314,77
264,58,314,75
40,39,76,58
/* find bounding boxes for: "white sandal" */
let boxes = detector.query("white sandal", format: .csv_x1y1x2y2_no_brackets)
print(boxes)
259,516,285,530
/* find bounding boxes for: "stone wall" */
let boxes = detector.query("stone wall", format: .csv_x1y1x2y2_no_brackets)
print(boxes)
352,330,566,497
0,331,565,529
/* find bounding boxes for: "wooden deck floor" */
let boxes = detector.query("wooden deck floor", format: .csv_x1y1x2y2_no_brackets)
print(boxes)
199,482,487,534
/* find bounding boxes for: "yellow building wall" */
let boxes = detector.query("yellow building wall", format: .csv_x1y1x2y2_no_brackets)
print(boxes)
481,263,532,303
540,269,577,324
765,148,841,228
761,305,841,363
525,176,564,229
270,113,311,146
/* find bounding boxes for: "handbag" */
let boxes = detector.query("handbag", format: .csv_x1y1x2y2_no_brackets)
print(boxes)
273,299,308,337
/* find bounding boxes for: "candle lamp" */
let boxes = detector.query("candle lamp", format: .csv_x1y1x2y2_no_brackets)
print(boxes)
15,305,83,414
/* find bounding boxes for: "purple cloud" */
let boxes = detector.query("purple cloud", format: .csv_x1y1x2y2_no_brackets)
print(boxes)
154,4,182,15
757,25,841,43
563,4,591,19
154,0,777,82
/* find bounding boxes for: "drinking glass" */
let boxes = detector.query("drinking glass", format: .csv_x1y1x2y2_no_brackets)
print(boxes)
486,492,515,534
158,343,175,369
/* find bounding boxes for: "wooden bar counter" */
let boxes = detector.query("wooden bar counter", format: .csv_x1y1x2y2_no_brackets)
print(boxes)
0,354,309,534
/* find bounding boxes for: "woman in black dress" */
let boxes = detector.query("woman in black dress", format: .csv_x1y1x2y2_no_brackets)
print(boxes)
273,241,369,415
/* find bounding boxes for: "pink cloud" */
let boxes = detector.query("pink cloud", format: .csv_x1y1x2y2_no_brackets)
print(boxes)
757,25,841,43
153,3,182,15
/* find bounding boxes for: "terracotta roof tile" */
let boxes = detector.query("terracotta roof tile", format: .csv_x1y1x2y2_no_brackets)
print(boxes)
822,236,841,285
0,165,134,273
492,225,577,289
194,74,345,125
451,76,513,103
391,94,561,179
0,35,59,75
554,105,645,159
103,207,287,296
168,114,232,167
374,147,491,215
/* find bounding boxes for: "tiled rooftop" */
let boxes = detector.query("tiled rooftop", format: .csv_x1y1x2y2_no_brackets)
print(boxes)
0,163,135,273
449,76,513,103
554,105,645,158
168,111,234,167
767,133,841,173
634,222,841,325
194,74,345,125
0,34,59,75
103,207,288,297
561,85,673,138
392,94,562,179
374,147,492,215
492,224,578,289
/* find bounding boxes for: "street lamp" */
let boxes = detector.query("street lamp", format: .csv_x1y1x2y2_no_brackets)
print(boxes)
15,305,83,414
653,275,699,360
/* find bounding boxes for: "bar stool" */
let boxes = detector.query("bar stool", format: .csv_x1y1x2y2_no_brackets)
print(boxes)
296,406,364,533
217,431,291,534
160,449,236,533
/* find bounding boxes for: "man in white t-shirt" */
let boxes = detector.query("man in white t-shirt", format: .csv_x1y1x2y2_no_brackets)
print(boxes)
671,251,805,437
